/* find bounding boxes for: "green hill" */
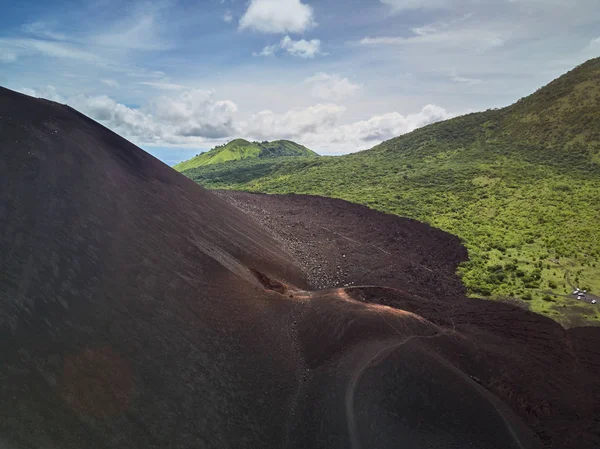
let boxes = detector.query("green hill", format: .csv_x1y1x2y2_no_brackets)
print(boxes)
174,138,318,171
180,58,600,327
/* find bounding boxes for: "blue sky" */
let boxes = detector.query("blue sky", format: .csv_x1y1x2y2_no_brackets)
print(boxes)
1,0,599,165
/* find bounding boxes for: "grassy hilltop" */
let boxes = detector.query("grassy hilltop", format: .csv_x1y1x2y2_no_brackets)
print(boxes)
180,58,600,326
174,139,318,171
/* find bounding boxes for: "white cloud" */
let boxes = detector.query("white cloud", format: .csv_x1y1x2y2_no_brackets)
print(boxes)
101,79,120,87
271,104,456,154
360,12,505,52
379,0,555,11
360,24,505,52
244,103,346,140
304,73,361,101
18,85,65,103
330,105,455,144
239,0,315,34
139,81,185,90
223,10,233,23
148,90,238,139
255,35,323,58
20,85,457,154
281,36,323,58
412,24,439,36
255,43,279,57
451,75,483,84
21,21,67,41
69,94,158,139
22,86,238,145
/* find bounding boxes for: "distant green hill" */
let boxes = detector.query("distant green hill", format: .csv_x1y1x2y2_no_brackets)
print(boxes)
180,58,600,327
174,139,318,171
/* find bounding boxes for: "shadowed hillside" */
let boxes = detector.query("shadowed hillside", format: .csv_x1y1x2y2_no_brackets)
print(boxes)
181,58,600,326
1,86,599,449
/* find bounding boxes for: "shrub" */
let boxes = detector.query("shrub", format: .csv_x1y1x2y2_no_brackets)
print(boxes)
472,286,492,296
487,264,503,272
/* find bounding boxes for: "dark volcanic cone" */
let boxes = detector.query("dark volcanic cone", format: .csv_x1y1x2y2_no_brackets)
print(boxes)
1,87,598,449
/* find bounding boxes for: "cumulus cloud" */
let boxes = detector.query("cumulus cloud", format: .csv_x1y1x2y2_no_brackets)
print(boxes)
255,35,323,58
268,104,456,154
20,86,455,154
19,85,65,103
148,90,238,139
281,36,322,57
330,105,455,144
22,86,238,146
244,104,346,140
68,94,161,140
239,0,315,34
223,11,233,23
304,73,361,101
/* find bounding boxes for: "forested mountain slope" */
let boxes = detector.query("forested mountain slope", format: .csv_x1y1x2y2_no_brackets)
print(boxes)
182,58,600,326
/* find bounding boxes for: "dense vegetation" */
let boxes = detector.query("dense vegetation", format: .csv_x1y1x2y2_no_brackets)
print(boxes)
180,58,600,326
174,138,318,171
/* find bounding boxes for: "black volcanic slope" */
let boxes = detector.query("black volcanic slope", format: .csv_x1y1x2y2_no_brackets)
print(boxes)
216,190,468,298
0,87,598,449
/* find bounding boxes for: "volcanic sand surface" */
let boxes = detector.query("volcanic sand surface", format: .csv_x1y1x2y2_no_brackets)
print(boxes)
219,191,600,449
1,87,306,449
0,87,598,448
